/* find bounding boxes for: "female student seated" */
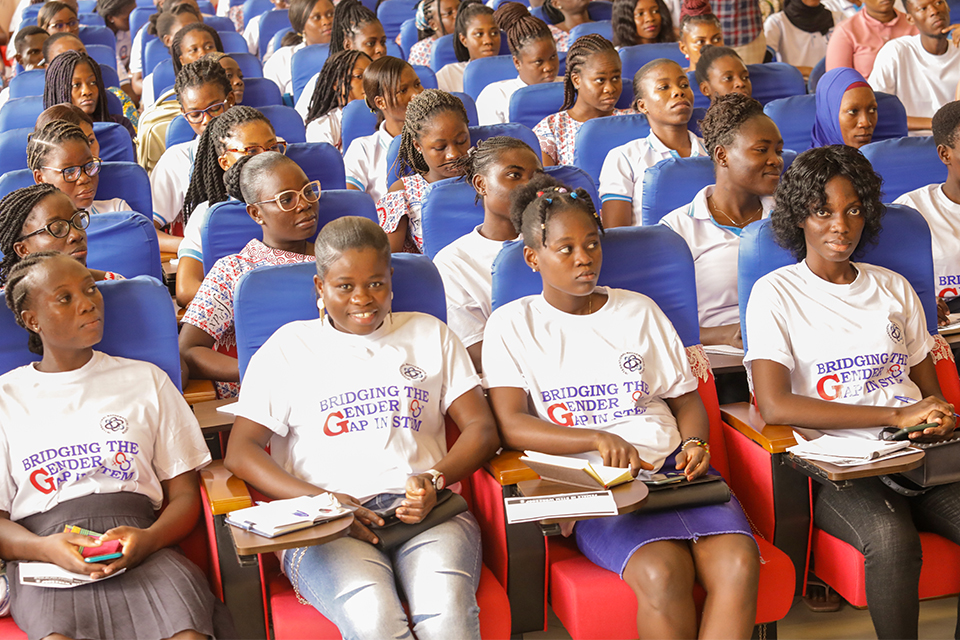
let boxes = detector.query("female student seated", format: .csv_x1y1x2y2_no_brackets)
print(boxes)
224,215,500,639
38,1,80,36
612,0,677,47
694,45,752,103
811,66,877,149
377,89,470,253
140,7,210,108
247,0,332,62
746,143,960,639
35,103,101,159
130,0,202,101
600,58,707,228
301,50,372,147
436,1,501,94
262,0,336,96
408,0,459,66
541,0,593,52
344,56,424,203
764,0,839,78
477,2,558,126
210,53,245,105
0,251,233,639
484,173,760,639
98,0,136,95
180,152,318,398
434,136,541,372
43,50,137,138
533,34,634,166
678,0,723,70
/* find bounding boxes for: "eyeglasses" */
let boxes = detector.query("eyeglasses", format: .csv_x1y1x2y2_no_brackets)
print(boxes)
182,101,228,123
17,209,90,241
50,18,79,30
224,141,288,156
252,180,321,211
40,158,101,183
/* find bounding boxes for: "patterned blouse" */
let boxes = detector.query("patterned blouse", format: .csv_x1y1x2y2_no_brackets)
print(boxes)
533,108,634,165
408,37,436,67
182,238,316,398
548,23,571,53
376,173,433,254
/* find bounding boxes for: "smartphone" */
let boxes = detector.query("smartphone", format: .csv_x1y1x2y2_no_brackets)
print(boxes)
890,423,937,441
64,525,124,563
644,473,685,486
369,496,406,527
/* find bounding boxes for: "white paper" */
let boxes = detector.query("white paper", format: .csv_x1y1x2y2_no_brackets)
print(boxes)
18,562,125,589
939,313,960,335
215,400,240,415
703,344,745,357
504,491,618,524
787,432,911,465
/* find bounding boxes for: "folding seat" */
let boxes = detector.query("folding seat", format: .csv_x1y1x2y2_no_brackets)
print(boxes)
241,77,284,107
807,56,826,93
861,136,945,202
229,52,264,78
508,81,563,130
165,115,196,148
144,37,170,78
400,18,418,60
242,0,274,28
463,55,517,101
0,128,33,175
291,43,330,102
413,64,439,89
339,98,377,154
219,29,249,54
377,0,416,40
87,211,164,280
284,141,347,189
78,12,105,26
78,25,117,50
93,121,138,163
619,43,687,85
0,96,43,132
152,58,177,96
257,9,291,58
569,19,611,42
268,27,293,54
130,6,152,38
207,15,241,31
86,44,121,79
259,104,307,142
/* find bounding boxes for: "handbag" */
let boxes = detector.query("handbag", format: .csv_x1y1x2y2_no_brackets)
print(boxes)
640,474,731,513
896,433,960,488
371,489,468,551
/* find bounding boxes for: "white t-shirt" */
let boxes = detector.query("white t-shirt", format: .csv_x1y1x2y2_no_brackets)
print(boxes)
232,313,481,501
141,72,157,110
295,72,321,118
476,76,526,126
743,260,934,440
0,351,211,521
895,183,960,300
822,0,859,21
243,10,265,55
176,200,212,263
599,131,708,227
305,107,343,149
151,138,199,227
344,120,395,204
868,35,960,120
482,288,698,471
437,61,467,93
763,11,840,69
263,42,305,95
660,185,774,328
433,225,513,348
90,198,133,215
130,27,145,76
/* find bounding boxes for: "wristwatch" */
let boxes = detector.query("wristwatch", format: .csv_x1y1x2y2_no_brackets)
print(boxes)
424,468,446,492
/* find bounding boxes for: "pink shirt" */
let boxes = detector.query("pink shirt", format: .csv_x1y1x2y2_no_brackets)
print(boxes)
825,9,918,78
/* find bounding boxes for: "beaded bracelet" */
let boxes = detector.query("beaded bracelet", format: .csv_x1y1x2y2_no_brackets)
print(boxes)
681,436,710,454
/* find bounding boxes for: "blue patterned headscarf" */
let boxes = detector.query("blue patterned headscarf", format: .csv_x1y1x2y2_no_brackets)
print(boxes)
811,67,871,148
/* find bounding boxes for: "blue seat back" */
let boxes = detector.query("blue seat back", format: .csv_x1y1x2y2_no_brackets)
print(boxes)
153,58,176,96
79,25,116,50
241,77,284,107
738,205,937,352
78,0,97,12
619,43,689,88
242,0,273,27
219,30,248,54
291,43,330,101
105,90,124,118
378,0,416,39
86,44,119,75
9,69,46,98
97,162,153,220
861,136,946,202
165,115,196,148
413,64,439,89
400,18,418,60
258,10,291,58
0,128,32,175
807,56,826,93
270,27,293,55
387,39,405,59
743,62,806,105
0,96,43,132
79,12,105,26
454,91,479,126
259,104,306,142
430,34,458,71
130,6,151,39
87,211,163,281
22,3,41,23
205,15,236,31
463,55,517,100
230,52,264,78
340,98,377,154
509,81,564,130
93,121,137,163
234,252,445,378
570,20,612,42
145,37,169,77
285,141,347,189
0,169,33,198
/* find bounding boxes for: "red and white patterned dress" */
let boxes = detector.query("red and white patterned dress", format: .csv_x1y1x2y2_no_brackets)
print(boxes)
376,173,433,254
181,238,316,398
408,37,436,67
548,23,571,52
533,108,634,166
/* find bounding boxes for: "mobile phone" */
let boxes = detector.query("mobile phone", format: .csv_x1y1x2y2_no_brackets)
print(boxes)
369,496,406,527
65,525,124,563
644,473,685,486
890,423,937,441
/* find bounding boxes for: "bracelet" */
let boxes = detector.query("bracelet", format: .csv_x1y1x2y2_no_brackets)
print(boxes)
681,437,710,454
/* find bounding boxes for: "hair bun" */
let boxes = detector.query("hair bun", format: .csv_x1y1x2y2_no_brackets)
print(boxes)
681,0,713,20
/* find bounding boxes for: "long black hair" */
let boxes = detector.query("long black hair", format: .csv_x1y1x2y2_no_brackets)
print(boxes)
305,50,371,124
43,51,112,123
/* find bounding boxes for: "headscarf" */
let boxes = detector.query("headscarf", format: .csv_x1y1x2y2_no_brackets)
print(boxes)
810,67,871,148
783,0,834,35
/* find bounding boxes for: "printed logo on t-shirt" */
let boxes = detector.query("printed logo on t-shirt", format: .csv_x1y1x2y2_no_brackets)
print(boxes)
619,352,644,375
887,322,904,344
317,385,430,436
540,381,649,426
100,414,128,434
814,352,909,401
937,275,960,299
400,363,426,382
21,439,142,495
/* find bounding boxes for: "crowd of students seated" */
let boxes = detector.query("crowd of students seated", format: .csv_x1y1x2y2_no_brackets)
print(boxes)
3,0,960,636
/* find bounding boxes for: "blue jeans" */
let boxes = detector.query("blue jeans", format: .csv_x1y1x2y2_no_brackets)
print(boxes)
282,499,482,640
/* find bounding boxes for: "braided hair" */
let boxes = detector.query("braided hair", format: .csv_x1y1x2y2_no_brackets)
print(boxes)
96,0,136,22
282,0,333,47
330,0,378,55
181,106,274,223
0,185,62,290
171,22,224,75
305,50,370,124
38,1,77,30
560,33,616,110
397,89,469,177
223,151,293,203
495,2,552,57
363,55,411,125
612,0,675,46
4,251,70,355
453,0,495,62
448,136,538,203
174,56,232,108
541,0,564,24
510,172,603,248
27,121,91,175
700,92,764,163
43,51,112,123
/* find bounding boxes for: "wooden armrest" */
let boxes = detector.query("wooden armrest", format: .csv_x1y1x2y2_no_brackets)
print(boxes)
720,402,798,454
200,459,253,515
184,379,217,405
161,251,177,263
484,449,539,486
193,397,237,434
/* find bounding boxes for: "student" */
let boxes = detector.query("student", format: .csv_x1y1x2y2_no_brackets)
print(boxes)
746,144,960,640
0,26,48,111
38,1,79,34
242,0,291,57
694,44,751,103
0,251,235,640
140,5,205,107
434,136,541,372
612,0,677,47
764,0,839,77
811,66,877,148
0,185,123,286
541,0,593,52
172,22,222,75
262,0,336,96
678,0,724,70
96,0,137,94
600,58,707,228
826,0,917,78
35,103,101,158
180,153,318,397
302,50,372,148
224,215,499,639
533,34,633,166
130,0,202,100
44,49,137,138
344,56,424,203
408,0,459,66
477,2,558,126
42,30,86,64
868,0,960,132
483,174,760,640
377,89,470,253
176,106,286,307
211,52,246,105
437,1,500,93
660,93,782,349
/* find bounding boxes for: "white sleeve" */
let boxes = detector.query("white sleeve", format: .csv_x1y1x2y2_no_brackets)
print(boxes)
263,47,290,93
867,42,897,95
294,73,320,119
151,373,211,480
130,29,143,75
344,137,370,192
598,145,636,205
177,201,208,262
476,84,502,126
435,255,488,348
231,331,295,437
742,275,796,371
243,16,260,55
0,427,14,514
151,147,185,226
763,14,783,56
899,275,935,367
142,74,156,109
643,302,698,399
481,309,529,390
438,322,482,412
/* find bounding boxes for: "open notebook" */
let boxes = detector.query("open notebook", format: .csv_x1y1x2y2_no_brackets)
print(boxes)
520,451,634,490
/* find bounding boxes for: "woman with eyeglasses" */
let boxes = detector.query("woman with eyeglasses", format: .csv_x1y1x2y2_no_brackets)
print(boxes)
179,152,319,397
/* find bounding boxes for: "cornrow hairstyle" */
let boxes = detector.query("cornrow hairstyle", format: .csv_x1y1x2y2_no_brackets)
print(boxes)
27,121,90,173
4,251,68,355
694,44,742,85
561,33,617,111
36,103,95,130
174,56,232,108
171,22,223,75
933,101,960,149
612,0,675,46
700,92,765,164
96,0,135,20
418,0,437,39
283,0,323,47
453,0,495,63
330,0,377,55
180,105,274,223
314,215,391,280
38,1,77,29
0,185,62,289
224,151,294,203
43,51,112,122
449,136,538,203
495,2,552,57
510,172,603,247
397,89,469,176
363,55,411,125
305,50,370,124
15,25,47,55
541,0,564,24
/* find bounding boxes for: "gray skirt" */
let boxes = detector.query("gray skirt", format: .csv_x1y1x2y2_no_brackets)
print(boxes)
9,492,236,640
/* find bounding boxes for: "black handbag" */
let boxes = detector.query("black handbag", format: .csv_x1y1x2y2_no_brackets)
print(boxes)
897,433,960,488
640,474,731,513
371,489,468,551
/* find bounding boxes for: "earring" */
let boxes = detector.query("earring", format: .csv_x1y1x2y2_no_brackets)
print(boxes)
317,298,325,318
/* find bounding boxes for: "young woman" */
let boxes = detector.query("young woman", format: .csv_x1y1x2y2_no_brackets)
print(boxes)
377,89,470,253
694,44,752,103
764,0,838,77
810,66,877,149
43,50,137,138
344,56,424,203
408,0,459,67
38,1,80,35
0,251,233,639
484,173,759,640
172,22,223,77
140,4,203,108
176,106,285,307
96,0,136,94
542,0,594,52
434,136,541,372
131,0,201,100
437,1,501,94
224,214,499,638
477,2,558,126
180,153,318,398
678,0,724,70
659,93,782,350
35,103,101,158
600,58,707,228
533,34,633,166
262,0,336,96
612,0,677,47
302,50,372,148
208,52,246,105
746,144,960,639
